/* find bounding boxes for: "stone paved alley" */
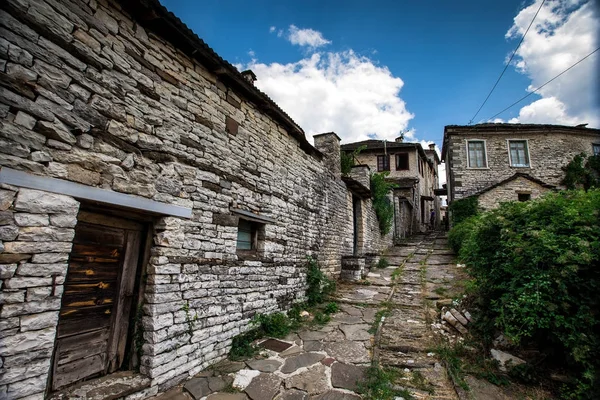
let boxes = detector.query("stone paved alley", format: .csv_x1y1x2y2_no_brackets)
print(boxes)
152,233,461,400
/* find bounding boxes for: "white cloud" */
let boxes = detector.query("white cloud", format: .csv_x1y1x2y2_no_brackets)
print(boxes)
507,96,579,124
243,50,414,143
248,50,255,57
287,25,331,48
502,0,599,126
269,26,276,33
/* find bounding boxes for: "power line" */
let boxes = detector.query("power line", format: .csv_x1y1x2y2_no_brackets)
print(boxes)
468,0,547,125
486,46,600,121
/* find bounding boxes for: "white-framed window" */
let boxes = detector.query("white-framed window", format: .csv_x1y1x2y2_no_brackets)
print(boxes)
508,140,530,167
466,140,487,168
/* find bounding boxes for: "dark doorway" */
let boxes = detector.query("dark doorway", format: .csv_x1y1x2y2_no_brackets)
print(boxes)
51,211,146,390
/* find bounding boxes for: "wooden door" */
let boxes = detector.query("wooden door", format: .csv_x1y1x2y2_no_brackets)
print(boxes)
51,211,144,390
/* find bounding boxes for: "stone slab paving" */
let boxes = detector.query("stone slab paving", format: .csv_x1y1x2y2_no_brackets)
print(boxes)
378,232,459,400
149,233,459,400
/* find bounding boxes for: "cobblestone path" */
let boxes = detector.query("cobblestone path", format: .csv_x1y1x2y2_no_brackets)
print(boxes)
152,232,459,400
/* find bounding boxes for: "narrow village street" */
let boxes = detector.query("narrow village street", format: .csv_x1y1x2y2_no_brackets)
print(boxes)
151,233,462,400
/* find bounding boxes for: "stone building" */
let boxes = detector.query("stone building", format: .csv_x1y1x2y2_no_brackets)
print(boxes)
442,123,600,210
0,0,393,398
341,137,441,237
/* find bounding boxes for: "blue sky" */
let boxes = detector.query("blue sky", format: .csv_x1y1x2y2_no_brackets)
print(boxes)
161,0,599,148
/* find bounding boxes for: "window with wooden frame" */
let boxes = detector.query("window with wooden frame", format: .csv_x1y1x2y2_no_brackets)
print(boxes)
377,155,390,172
467,140,487,168
395,153,409,170
508,140,530,167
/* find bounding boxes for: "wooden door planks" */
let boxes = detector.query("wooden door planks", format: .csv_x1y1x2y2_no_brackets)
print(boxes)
51,211,146,391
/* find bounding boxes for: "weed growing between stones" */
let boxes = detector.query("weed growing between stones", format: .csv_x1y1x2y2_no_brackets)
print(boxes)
252,312,294,338
409,370,435,394
357,364,413,400
324,302,339,314
229,329,262,361
222,382,241,393
229,257,339,360
182,302,198,336
433,342,469,391
306,256,336,306
312,311,330,325
368,308,390,334
433,341,511,392
376,257,390,269
390,266,404,282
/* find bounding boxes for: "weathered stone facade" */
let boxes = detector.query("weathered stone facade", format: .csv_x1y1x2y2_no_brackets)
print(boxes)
341,139,440,234
0,0,392,398
476,174,554,210
442,124,600,204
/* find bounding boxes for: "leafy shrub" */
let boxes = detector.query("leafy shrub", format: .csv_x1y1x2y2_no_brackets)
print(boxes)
370,172,397,235
562,153,600,190
229,328,261,360
252,312,292,338
306,256,336,306
462,190,600,396
447,216,480,254
449,196,479,225
375,257,389,269
341,145,367,175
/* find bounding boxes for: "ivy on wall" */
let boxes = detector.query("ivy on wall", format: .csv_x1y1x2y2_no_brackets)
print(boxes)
370,171,397,235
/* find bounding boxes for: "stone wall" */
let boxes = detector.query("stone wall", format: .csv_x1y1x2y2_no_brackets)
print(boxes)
354,147,439,233
477,176,552,210
445,126,600,201
0,187,80,399
0,0,393,397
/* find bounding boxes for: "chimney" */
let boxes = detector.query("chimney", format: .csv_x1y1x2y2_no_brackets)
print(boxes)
313,132,342,176
241,70,257,85
395,134,404,143
429,143,435,151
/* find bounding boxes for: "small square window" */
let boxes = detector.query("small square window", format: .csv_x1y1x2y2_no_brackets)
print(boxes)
377,155,390,172
509,140,530,167
593,144,600,156
518,193,531,202
395,153,409,170
236,219,255,250
467,140,487,168
235,216,266,258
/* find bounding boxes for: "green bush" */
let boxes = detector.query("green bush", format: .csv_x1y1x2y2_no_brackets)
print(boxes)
449,196,479,225
252,312,292,338
370,172,397,235
341,145,367,175
447,216,480,254
462,190,600,396
562,153,600,190
229,328,261,360
305,256,336,306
